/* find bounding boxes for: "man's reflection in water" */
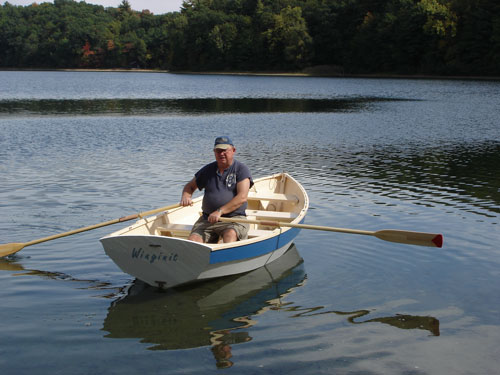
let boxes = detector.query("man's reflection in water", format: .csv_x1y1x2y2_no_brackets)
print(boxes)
210,330,252,369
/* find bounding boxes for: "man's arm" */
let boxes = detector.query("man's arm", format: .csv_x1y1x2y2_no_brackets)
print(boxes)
181,177,198,206
207,178,250,223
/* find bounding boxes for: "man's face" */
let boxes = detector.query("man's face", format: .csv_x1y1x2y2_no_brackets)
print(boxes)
214,146,235,168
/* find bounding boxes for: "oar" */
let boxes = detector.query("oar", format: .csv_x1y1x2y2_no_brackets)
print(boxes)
219,217,443,248
0,203,181,258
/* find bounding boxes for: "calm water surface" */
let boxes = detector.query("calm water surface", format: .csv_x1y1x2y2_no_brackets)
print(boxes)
0,71,499,374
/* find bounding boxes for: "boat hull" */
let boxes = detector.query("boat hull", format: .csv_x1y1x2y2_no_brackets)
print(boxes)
101,229,300,288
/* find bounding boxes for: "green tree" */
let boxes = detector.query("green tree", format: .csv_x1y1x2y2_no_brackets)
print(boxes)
419,0,457,37
346,0,431,74
210,22,237,53
263,5,312,69
118,0,132,13
446,0,500,75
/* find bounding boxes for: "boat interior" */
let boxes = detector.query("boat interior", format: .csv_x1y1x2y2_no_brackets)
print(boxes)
130,173,307,242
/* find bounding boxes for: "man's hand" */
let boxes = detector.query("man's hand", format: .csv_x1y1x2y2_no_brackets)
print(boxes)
181,177,198,206
208,209,222,223
180,194,193,207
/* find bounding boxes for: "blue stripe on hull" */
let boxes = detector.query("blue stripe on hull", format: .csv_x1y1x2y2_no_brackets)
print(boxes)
209,227,301,264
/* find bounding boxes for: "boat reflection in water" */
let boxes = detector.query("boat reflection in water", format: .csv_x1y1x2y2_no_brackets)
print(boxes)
102,244,440,368
2,249,439,369
102,244,307,368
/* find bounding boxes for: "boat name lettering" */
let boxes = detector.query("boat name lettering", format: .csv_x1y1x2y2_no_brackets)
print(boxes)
131,247,178,263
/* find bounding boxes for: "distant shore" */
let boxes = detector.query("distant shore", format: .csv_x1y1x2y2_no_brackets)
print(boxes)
1,67,499,81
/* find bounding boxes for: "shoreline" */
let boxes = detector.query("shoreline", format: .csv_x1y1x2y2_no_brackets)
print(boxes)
1,67,499,81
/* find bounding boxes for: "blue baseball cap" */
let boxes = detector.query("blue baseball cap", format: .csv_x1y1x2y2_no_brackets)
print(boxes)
214,136,234,150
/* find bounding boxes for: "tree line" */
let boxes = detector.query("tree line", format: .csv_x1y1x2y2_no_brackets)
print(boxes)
1,0,499,76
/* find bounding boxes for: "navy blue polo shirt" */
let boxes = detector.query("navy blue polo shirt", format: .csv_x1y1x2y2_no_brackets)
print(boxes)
195,160,253,218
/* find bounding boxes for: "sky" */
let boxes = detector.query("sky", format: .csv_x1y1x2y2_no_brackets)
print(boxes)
3,0,185,14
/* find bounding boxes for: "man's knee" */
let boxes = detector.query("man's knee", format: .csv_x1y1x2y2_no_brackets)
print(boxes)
188,233,204,243
222,229,238,243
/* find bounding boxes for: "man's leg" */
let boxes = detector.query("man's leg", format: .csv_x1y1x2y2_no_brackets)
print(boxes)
189,216,211,243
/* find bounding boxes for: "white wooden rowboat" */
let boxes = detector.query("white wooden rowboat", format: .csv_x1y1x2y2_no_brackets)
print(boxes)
100,172,309,289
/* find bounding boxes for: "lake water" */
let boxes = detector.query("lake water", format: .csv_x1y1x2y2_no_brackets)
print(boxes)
0,71,499,374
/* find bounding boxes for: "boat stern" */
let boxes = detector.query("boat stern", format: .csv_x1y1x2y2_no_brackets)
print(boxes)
100,235,212,288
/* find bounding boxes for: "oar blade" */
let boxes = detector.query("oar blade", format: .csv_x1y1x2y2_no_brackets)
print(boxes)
374,230,443,248
0,243,26,257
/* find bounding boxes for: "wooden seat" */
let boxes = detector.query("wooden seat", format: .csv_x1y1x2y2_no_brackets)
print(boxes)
156,224,192,237
245,209,297,220
247,228,276,238
247,191,299,204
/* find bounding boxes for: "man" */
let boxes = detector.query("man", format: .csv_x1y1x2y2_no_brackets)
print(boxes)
180,136,253,243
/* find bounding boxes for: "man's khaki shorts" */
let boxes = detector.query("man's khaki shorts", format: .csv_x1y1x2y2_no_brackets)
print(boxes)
190,215,249,243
